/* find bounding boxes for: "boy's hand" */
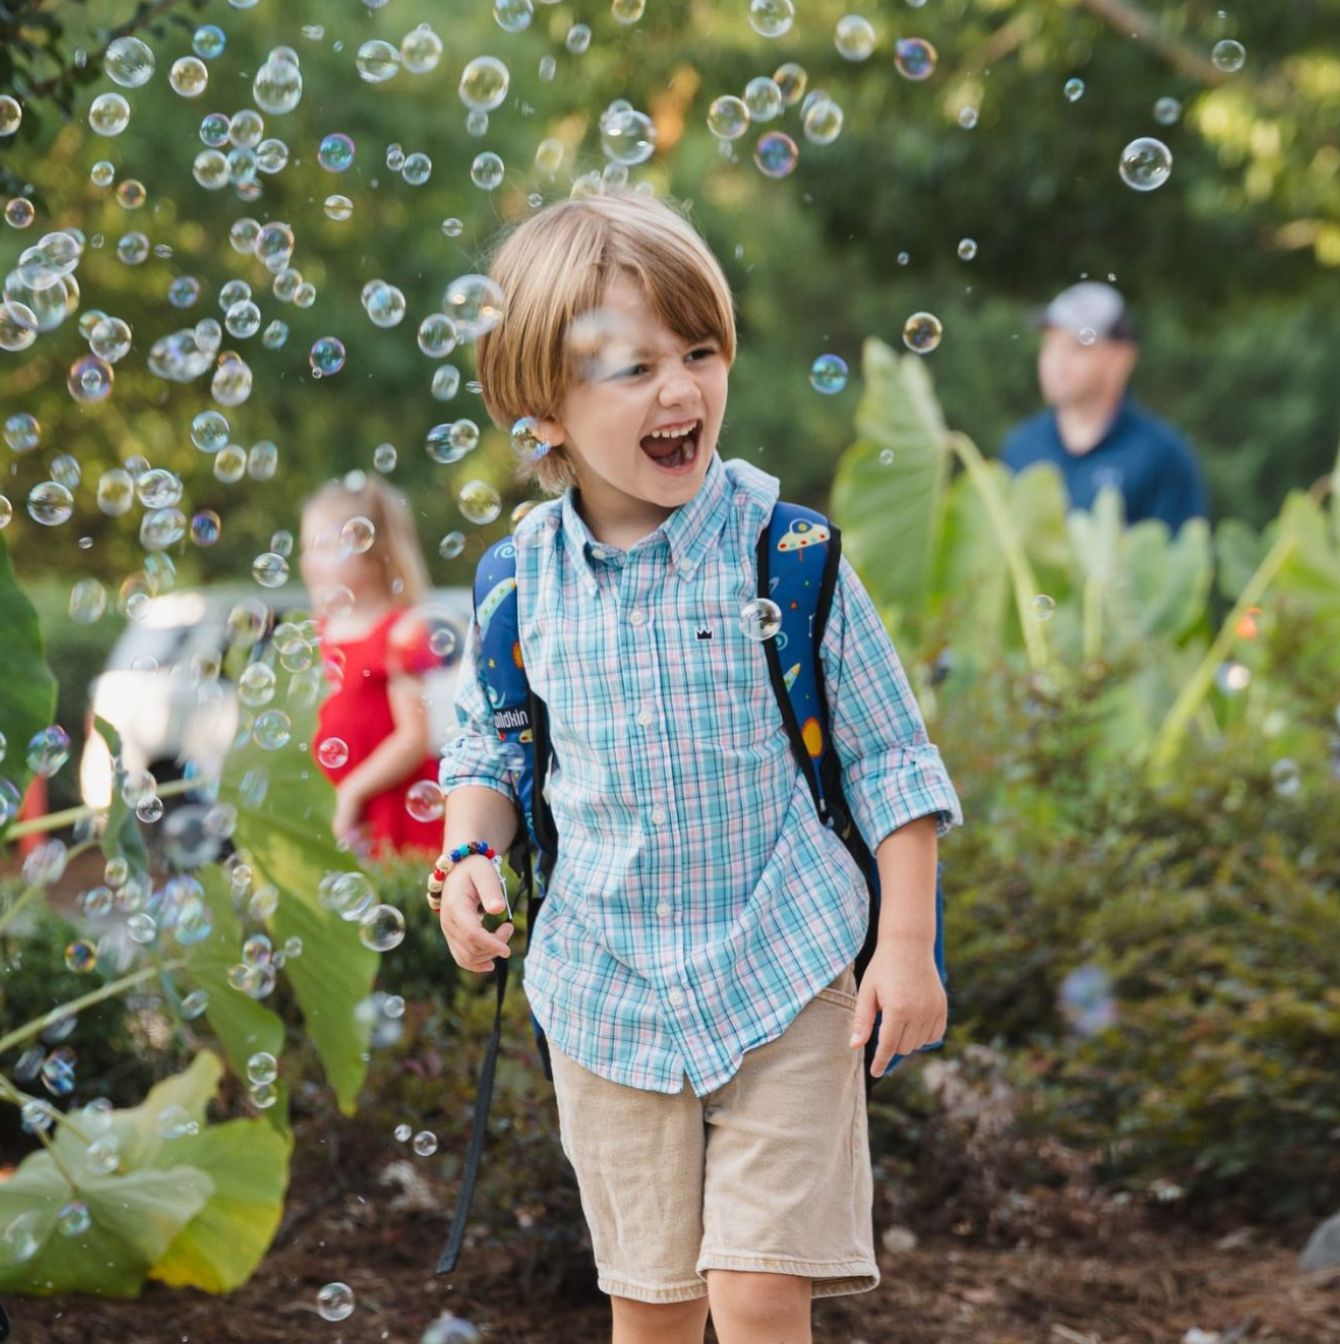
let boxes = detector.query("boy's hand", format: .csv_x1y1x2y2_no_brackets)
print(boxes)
848,943,948,1078
438,855,515,974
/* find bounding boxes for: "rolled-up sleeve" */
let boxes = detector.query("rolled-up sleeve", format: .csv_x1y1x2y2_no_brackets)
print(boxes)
819,554,964,843
437,614,519,806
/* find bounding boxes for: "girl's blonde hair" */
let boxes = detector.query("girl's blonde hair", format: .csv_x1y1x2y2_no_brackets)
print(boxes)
477,187,737,495
302,473,431,606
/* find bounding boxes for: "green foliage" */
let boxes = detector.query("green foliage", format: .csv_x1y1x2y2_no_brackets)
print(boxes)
0,1051,290,1297
0,900,156,1109
0,535,59,809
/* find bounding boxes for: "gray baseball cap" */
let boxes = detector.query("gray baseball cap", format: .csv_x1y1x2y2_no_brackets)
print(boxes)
1034,281,1139,342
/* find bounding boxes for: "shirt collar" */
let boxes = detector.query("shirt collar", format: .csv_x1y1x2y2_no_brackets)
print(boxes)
558,452,735,590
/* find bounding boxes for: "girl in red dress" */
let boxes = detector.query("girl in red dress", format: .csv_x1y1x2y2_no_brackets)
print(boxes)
298,473,445,859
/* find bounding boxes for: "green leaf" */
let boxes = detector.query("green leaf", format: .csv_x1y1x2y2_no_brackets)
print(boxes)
0,1159,212,1297
92,714,149,877
1121,517,1214,642
832,338,951,618
0,531,58,812
1215,517,1267,602
220,687,377,1114
148,1117,292,1294
181,868,285,1093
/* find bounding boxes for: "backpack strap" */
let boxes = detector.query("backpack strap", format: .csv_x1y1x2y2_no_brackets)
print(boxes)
756,503,947,1097
438,536,555,1277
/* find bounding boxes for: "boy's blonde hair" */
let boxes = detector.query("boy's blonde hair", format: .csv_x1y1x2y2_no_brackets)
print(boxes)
477,188,737,495
302,472,431,606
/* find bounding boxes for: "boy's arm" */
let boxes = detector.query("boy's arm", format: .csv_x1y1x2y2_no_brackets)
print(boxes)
819,555,963,952
437,615,521,856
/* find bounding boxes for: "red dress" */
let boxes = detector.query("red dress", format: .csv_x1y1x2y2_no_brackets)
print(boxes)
314,607,443,858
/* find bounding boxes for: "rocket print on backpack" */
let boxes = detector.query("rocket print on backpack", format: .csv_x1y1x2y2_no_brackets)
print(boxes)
437,500,949,1275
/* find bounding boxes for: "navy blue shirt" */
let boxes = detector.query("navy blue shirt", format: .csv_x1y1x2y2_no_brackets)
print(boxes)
1000,395,1209,532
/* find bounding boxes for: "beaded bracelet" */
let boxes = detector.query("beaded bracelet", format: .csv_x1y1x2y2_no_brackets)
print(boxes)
425,842,511,920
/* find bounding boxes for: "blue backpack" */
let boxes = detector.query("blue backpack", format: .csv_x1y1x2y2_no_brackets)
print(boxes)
438,501,947,1274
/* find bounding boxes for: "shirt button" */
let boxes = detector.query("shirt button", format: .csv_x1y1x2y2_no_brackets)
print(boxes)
649,806,666,825
635,707,654,728
668,988,684,1006
656,901,671,918
628,609,646,627
590,546,608,561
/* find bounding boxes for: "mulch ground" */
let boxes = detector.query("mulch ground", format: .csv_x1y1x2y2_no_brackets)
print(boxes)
9,1132,1337,1344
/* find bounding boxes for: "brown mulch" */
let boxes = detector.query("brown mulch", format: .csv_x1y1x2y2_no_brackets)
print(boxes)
8,1147,1338,1344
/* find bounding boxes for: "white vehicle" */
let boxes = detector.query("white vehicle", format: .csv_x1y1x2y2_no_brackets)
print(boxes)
79,585,472,810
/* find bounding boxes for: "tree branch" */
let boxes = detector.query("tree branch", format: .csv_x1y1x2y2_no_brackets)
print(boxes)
1077,0,1226,85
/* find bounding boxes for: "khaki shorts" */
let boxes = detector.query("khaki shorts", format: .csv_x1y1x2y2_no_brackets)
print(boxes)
548,961,878,1304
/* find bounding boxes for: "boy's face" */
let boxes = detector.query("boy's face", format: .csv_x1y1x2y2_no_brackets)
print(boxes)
537,272,728,527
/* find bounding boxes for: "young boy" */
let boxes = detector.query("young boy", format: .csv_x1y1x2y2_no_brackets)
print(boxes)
436,189,963,1344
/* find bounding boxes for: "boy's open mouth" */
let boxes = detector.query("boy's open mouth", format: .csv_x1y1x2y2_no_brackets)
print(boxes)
639,419,702,473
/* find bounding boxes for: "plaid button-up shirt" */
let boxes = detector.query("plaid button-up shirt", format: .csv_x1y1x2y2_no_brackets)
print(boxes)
440,454,963,1095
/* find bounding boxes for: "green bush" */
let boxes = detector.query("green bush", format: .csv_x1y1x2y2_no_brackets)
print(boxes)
0,896,159,1117
933,636,1340,1224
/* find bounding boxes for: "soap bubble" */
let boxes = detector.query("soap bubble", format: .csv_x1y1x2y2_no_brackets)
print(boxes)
64,939,97,973
739,598,782,641
902,311,943,353
1153,96,1181,126
743,77,783,122
253,58,303,114
707,96,750,140
238,663,278,712
443,274,505,341
754,131,798,178
56,1200,91,1238
309,337,346,377
127,911,158,943
802,97,843,145
894,38,937,80
402,25,443,73
0,96,22,136
459,56,510,112
418,314,459,358
253,709,293,750
470,151,505,190
359,904,407,952
356,39,401,83
340,515,376,553
1031,594,1057,621
364,281,407,328
612,0,646,24
88,93,131,136
5,197,34,228
748,0,795,38
438,531,466,559
69,579,108,624
5,412,40,453
406,780,445,823
494,0,533,31
2,1212,42,1264
318,133,356,171
957,238,978,261
835,15,876,61
317,1283,355,1322
402,151,432,185
565,23,592,54
809,353,848,394
28,482,74,526
1058,963,1117,1036
422,1315,484,1344
1271,758,1301,798
412,1130,439,1157
324,194,353,221
105,36,155,88
510,416,550,462
459,480,502,525
1119,137,1172,191
193,24,227,59
169,56,209,97
252,552,290,587
246,1051,278,1086
1064,77,1085,102
773,61,807,106
601,108,657,165
317,737,350,769
1211,39,1246,73
155,1104,199,1140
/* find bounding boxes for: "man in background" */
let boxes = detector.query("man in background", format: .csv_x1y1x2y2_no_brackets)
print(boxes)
1000,281,1209,533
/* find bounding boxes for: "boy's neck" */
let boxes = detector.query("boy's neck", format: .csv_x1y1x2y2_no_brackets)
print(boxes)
572,485,675,552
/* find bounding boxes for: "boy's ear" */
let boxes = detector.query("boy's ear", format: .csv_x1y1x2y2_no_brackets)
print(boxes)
530,416,566,449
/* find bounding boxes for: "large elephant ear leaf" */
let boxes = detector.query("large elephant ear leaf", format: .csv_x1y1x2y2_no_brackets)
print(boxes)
0,532,58,817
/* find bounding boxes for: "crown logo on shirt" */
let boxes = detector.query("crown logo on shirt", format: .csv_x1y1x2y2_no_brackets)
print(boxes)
695,625,713,641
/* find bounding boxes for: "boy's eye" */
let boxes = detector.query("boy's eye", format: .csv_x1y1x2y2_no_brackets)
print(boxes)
688,346,717,361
